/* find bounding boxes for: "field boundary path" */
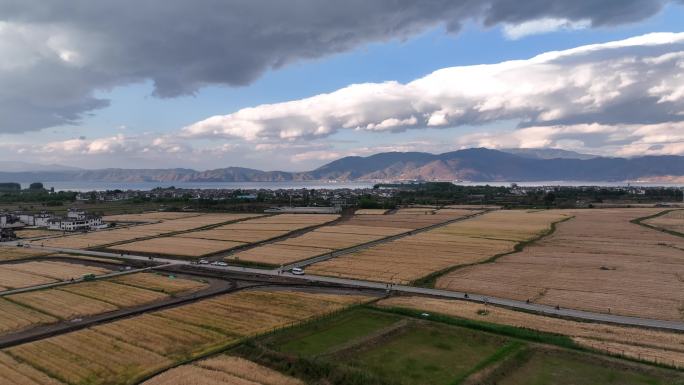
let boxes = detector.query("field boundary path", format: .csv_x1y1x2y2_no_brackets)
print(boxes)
280,209,492,270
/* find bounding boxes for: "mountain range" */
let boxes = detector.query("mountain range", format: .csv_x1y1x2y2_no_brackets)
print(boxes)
0,148,683,184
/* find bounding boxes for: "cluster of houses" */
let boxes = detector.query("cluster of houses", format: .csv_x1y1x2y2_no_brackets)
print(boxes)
0,208,106,240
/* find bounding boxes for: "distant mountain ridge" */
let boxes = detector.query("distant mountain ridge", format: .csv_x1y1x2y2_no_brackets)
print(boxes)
1,148,683,183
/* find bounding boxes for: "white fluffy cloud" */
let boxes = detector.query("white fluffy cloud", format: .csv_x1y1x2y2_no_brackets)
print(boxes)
183,32,684,151
456,122,684,157
502,18,591,40
0,0,676,133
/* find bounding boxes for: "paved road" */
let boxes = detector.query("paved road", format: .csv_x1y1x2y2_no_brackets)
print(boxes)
4,243,684,333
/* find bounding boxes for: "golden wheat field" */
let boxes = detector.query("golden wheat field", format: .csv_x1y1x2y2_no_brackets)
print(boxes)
1,273,206,329
103,212,202,222
9,289,118,319
0,258,110,290
113,237,245,257
14,229,60,239
142,355,304,385
0,352,66,385
227,210,475,265
60,281,168,307
228,244,333,265
111,272,207,294
645,209,684,234
377,296,684,367
2,289,369,385
1,261,110,281
7,329,172,385
308,210,568,284
0,247,49,262
176,229,285,243
36,213,261,249
154,290,368,336
0,298,57,336
0,269,55,290
436,208,684,321
93,313,230,358
354,209,388,215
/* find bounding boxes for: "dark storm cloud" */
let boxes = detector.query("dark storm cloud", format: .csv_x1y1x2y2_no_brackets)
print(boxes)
0,0,674,132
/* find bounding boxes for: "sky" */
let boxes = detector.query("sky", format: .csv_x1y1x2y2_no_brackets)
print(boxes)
1,0,683,171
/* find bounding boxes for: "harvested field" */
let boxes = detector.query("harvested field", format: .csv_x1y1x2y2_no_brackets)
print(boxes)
0,298,57,335
342,208,476,229
228,210,476,265
377,296,684,367
0,352,66,385
279,231,385,250
355,209,388,215
231,214,338,226
142,355,304,385
176,229,285,243
436,208,684,321
112,237,245,257
111,272,207,294
645,209,684,234
36,213,262,249
3,289,369,385
60,281,168,307
14,229,59,239
0,269,54,290
308,210,568,284
8,289,118,319
0,247,49,262
103,212,201,222
228,244,333,265
1,261,110,281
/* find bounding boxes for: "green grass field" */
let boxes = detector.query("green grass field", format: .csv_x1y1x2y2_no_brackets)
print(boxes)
273,308,401,356
347,322,510,385
498,350,684,385
258,306,684,385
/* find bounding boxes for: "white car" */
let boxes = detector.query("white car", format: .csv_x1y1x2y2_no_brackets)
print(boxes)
216,261,228,266
198,259,209,264
291,267,305,275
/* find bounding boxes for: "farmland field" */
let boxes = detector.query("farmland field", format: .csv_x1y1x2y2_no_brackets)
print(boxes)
377,296,684,367
2,273,207,325
0,261,110,290
0,298,57,335
13,229,59,239
644,209,684,235
256,305,684,385
355,209,388,215
496,349,683,385
436,208,684,320
0,247,50,262
36,213,262,249
307,210,568,284
112,236,246,257
265,307,511,385
142,355,304,385
2,289,370,385
0,352,66,385
103,211,203,222
110,272,207,294
228,209,475,265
